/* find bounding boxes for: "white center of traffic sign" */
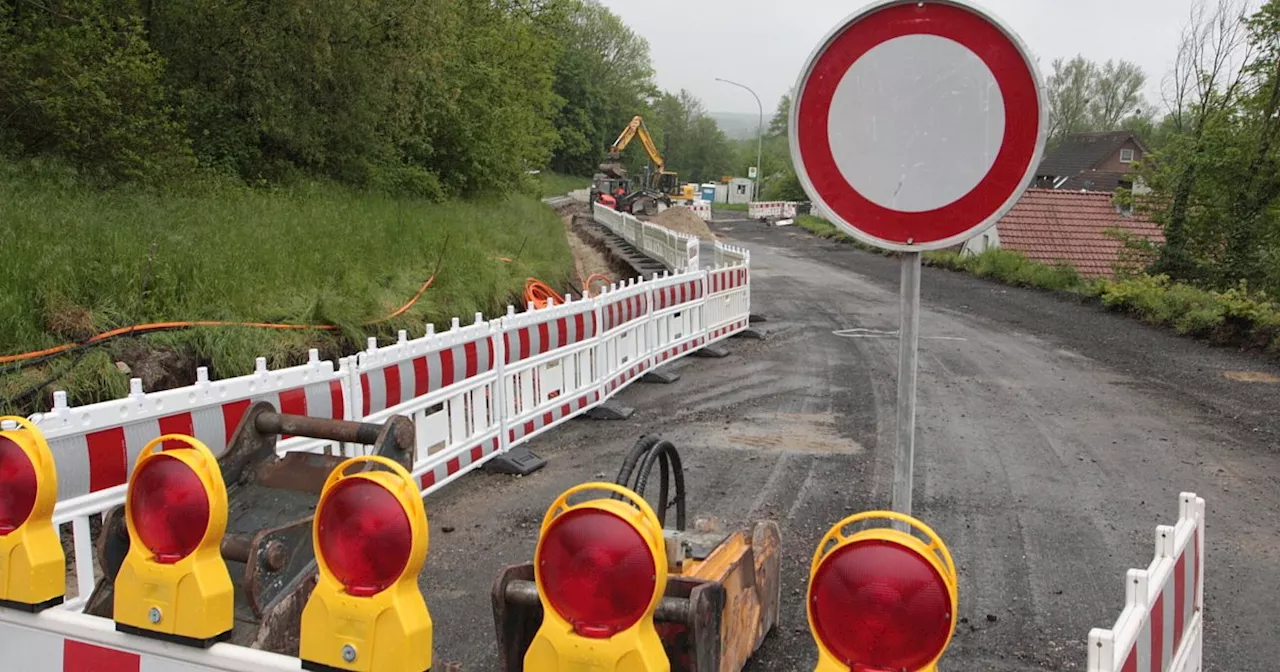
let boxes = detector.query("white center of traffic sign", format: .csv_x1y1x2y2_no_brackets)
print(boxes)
789,0,1046,252
830,34,1005,213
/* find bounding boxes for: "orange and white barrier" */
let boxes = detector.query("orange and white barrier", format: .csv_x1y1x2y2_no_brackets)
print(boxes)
1088,493,1205,672
748,201,799,219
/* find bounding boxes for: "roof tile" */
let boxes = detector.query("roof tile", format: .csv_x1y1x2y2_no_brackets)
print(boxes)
995,189,1164,278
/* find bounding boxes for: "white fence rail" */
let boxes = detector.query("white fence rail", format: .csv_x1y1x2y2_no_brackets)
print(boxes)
592,202,699,272
1088,493,1206,672
13,207,750,627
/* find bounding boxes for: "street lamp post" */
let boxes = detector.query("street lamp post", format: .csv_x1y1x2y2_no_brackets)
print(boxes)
715,77,763,204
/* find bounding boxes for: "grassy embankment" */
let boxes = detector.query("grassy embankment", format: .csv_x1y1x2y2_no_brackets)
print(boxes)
536,172,591,198
1,160,575,413
794,214,1280,352
711,202,749,212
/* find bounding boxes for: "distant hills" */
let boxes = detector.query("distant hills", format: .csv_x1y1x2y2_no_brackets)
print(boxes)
711,112,763,140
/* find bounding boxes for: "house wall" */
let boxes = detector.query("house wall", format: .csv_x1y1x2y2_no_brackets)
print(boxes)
1095,139,1144,173
962,226,1001,255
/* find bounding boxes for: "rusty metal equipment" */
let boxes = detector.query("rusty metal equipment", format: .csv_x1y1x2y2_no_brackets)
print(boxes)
83,402,415,656
491,436,781,671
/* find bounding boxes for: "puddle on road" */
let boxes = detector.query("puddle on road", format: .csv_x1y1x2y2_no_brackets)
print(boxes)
666,412,863,455
1223,371,1280,384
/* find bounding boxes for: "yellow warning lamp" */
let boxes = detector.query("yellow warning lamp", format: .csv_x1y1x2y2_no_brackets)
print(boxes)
524,482,670,671
114,434,233,647
807,511,958,672
0,416,64,612
300,455,432,672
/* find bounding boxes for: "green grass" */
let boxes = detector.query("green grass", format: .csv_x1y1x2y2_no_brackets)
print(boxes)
711,202,748,212
536,171,590,198
1,159,575,412
924,249,1085,293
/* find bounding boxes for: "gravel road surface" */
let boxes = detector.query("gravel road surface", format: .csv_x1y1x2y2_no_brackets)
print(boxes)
419,215,1280,671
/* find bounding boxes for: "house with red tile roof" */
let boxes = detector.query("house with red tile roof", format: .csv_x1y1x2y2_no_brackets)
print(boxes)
963,189,1165,278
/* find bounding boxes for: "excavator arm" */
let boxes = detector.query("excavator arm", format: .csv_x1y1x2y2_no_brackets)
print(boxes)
610,115,668,175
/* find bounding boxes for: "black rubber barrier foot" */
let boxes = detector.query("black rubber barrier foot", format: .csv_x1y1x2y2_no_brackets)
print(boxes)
693,345,730,359
483,446,547,476
585,400,635,420
750,313,768,323
642,368,681,384
733,327,767,341
115,623,231,650
0,595,63,613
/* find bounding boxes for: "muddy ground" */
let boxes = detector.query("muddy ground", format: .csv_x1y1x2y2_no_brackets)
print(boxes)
418,214,1280,671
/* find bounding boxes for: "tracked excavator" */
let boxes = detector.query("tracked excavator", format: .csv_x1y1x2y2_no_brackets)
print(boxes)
591,116,694,216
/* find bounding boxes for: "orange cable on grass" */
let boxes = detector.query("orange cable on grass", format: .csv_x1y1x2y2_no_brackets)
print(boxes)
523,278,564,310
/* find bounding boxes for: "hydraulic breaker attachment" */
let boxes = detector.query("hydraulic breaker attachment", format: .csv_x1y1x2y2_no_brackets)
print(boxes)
491,436,781,671
83,402,415,656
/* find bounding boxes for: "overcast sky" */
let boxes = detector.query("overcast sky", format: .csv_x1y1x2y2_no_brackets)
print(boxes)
597,0,1256,118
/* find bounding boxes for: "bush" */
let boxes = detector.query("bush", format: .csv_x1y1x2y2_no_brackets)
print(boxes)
1094,275,1280,347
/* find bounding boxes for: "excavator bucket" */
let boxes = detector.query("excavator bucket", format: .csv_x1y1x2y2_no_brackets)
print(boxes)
490,437,782,671
82,402,416,656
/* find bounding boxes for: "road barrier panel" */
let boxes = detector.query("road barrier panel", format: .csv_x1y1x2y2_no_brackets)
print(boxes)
350,316,505,496
501,295,602,447
650,270,708,367
1088,493,1205,672
688,200,712,221
747,202,799,220
706,245,752,345
595,278,654,400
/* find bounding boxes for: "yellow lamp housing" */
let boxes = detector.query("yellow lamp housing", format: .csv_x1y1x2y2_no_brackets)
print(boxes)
300,455,432,672
807,511,958,672
114,434,233,647
0,416,64,612
524,482,670,672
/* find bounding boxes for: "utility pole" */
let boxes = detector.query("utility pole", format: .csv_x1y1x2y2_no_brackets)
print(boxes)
715,78,763,202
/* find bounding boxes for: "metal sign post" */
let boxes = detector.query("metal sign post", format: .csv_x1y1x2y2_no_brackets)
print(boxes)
789,0,1047,515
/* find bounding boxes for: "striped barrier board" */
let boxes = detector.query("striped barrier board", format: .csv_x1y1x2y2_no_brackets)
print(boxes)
1088,493,1206,672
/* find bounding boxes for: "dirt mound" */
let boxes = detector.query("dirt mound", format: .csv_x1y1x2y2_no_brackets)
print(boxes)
651,206,715,240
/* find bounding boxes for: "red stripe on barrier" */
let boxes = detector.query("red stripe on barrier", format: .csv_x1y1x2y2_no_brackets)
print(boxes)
440,347,456,388
464,340,479,379
1174,550,1188,654
470,445,484,462
542,411,555,427
278,387,308,440
360,373,372,418
413,356,429,398
384,366,402,409
447,456,461,476
1120,649,1137,672
86,427,129,492
158,412,195,450
329,379,345,419
537,321,550,357
574,313,586,342
222,399,251,445
1151,592,1165,671
420,471,436,489
64,639,140,672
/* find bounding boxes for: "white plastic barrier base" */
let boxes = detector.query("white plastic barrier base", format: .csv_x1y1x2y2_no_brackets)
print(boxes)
1088,493,1205,672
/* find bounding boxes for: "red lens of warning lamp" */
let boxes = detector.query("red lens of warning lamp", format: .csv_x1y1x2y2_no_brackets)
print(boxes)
810,539,953,671
128,454,211,563
808,512,958,672
538,507,657,638
0,435,38,536
316,478,413,597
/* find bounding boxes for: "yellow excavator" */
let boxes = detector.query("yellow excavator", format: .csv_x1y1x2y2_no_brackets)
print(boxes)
592,116,697,215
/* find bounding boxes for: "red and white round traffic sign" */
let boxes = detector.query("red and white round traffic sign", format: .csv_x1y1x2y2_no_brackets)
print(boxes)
789,0,1047,251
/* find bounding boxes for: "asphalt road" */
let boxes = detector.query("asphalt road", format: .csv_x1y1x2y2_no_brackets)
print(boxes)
419,215,1280,671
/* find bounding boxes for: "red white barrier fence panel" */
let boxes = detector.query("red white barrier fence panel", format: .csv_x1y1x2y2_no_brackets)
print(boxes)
747,201,799,219
650,270,708,366
349,315,505,496
596,278,654,399
593,202,698,272
500,295,602,446
688,200,712,221
0,607,298,672
1088,493,1206,672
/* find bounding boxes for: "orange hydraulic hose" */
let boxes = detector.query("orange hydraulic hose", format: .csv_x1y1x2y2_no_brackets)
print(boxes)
523,278,564,310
